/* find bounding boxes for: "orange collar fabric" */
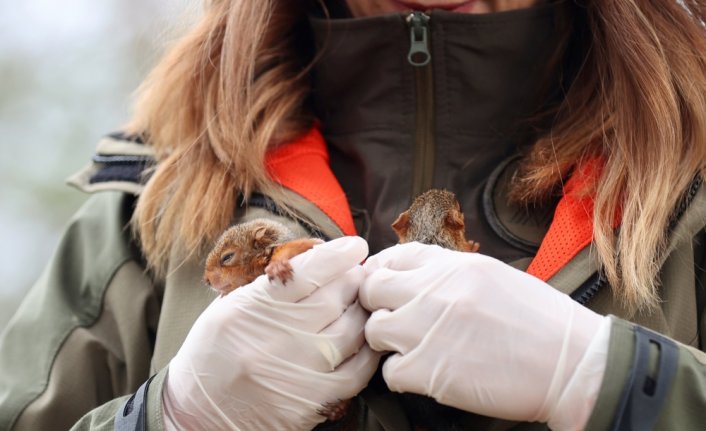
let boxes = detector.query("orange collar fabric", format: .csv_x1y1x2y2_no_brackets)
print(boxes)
265,126,357,236
526,159,612,281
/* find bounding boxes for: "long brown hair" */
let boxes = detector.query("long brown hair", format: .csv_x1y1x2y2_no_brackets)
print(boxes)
130,1,706,314
128,0,315,272
513,1,706,314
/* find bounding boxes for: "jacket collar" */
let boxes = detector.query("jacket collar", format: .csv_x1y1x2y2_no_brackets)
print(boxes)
309,3,566,137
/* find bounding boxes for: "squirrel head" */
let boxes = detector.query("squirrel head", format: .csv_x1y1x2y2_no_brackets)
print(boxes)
203,219,294,294
392,189,472,252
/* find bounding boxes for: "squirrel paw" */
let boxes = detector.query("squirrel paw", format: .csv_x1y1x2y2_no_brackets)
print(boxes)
317,399,352,422
265,259,294,284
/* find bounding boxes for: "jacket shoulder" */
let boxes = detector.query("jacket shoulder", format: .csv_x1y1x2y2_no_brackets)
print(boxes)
0,191,153,430
668,176,706,245
67,131,154,195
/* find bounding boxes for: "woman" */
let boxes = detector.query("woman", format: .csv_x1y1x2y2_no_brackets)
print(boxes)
1,0,706,429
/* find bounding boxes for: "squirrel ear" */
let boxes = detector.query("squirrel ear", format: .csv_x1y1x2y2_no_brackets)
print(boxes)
252,226,269,247
445,209,465,231
391,211,410,239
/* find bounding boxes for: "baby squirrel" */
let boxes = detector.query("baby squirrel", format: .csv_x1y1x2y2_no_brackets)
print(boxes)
392,188,480,252
203,219,322,295
203,219,353,425
391,188,479,431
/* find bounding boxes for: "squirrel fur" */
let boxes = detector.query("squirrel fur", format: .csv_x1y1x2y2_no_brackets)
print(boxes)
392,188,479,252
203,219,322,295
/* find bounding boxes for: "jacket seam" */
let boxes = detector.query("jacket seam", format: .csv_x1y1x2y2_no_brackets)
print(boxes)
8,256,134,431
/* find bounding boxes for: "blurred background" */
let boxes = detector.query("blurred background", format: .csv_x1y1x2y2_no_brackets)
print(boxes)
0,0,197,331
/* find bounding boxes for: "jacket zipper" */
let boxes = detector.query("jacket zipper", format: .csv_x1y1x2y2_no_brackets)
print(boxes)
669,175,703,231
406,11,434,198
571,273,605,305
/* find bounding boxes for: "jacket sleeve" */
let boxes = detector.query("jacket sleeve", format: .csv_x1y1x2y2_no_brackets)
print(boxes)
583,317,706,430
71,368,168,431
583,226,706,431
0,192,162,431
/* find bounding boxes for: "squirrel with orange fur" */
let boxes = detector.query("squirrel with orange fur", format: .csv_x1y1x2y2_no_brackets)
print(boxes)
203,219,322,295
203,219,353,425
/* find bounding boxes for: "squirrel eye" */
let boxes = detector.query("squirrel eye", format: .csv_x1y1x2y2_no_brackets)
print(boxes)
220,252,235,265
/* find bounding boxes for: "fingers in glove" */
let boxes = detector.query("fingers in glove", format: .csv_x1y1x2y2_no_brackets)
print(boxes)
256,300,369,373
294,265,363,329
280,301,369,373
265,236,369,303
322,344,382,400
315,301,369,369
270,344,381,410
363,242,435,273
359,266,428,311
380,352,426,396
364,308,422,355
212,259,364,345
244,265,364,334
269,343,381,412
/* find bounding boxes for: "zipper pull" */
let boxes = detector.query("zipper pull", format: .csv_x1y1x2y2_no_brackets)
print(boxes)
406,11,431,67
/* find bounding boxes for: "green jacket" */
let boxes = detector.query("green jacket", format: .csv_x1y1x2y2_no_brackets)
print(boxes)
1,132,705,431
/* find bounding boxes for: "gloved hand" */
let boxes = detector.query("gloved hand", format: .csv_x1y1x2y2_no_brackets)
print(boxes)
360,242,611,430
162,236,381,431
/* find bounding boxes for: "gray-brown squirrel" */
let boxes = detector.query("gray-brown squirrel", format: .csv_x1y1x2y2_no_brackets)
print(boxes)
392,188,480,431
392,188,480,252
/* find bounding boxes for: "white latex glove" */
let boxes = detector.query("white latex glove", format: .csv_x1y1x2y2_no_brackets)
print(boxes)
360,242,610,429
162,236,381,431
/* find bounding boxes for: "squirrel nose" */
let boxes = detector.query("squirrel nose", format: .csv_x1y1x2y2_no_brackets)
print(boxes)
204,272,220,287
